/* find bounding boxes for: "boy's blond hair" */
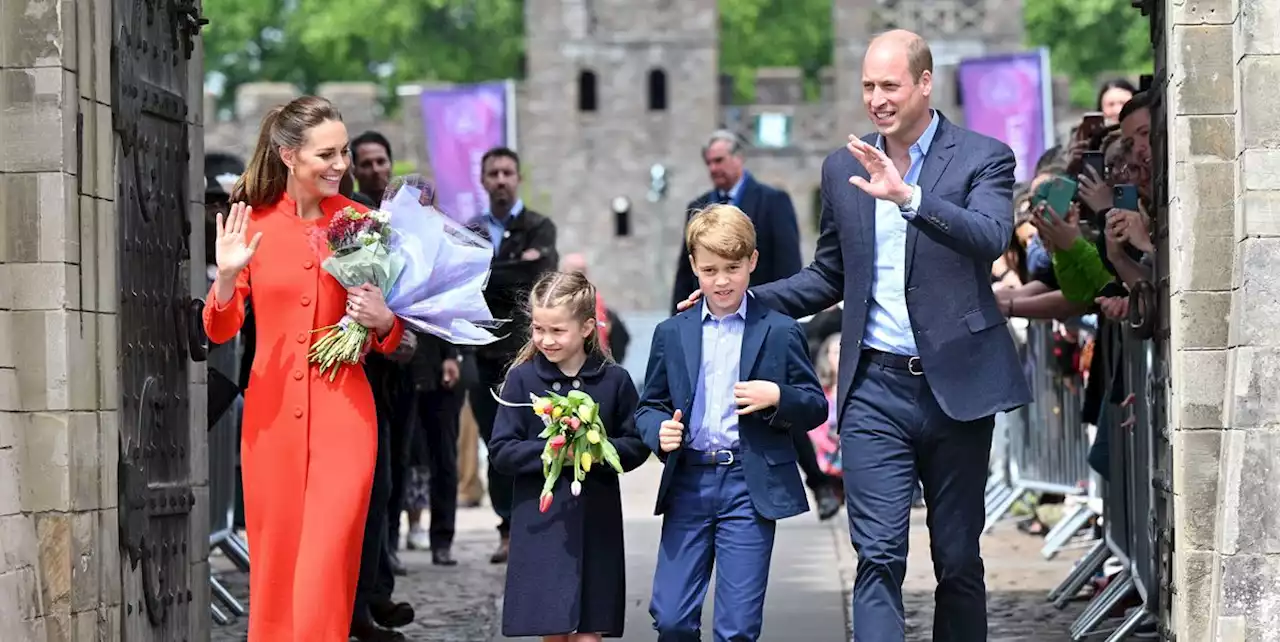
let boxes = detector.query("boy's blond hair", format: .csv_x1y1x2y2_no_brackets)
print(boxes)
685,204,757,261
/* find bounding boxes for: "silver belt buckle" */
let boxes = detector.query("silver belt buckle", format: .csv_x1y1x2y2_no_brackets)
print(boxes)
907,356,924,376
715,449,735,465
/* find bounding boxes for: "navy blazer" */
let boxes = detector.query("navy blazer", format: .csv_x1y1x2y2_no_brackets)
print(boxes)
752,113,1032,423
635,299,828,521
671,173,803,315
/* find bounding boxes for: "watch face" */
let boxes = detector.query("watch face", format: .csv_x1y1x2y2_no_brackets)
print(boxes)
611,196,630,213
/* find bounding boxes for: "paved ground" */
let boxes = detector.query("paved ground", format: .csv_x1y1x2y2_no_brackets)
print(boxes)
210,459,1106,642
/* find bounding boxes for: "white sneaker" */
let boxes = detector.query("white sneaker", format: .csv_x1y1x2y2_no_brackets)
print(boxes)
407,527,430,551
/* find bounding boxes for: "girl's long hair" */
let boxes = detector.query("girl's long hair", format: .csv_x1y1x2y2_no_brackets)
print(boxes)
231,96,344,208
508,271,611,372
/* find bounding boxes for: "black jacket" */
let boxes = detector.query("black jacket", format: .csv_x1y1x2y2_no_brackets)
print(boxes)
671,173,802,315
467,208,559,362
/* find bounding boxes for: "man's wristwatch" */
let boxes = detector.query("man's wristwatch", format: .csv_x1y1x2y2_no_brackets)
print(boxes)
896,186,918,211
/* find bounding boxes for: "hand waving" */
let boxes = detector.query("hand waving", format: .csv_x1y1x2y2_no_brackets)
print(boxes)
214,202,262,278
846,136,911,205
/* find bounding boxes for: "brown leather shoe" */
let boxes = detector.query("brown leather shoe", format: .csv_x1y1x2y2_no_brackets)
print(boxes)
489,537,509,564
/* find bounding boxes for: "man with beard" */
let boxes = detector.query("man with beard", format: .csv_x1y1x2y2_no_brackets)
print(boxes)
467,147,559,563
349,131,417,642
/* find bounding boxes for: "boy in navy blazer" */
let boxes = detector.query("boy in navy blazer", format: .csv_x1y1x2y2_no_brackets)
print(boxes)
636,204,828,641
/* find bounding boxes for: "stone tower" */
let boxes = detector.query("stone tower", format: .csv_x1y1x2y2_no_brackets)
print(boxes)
520,0,721,311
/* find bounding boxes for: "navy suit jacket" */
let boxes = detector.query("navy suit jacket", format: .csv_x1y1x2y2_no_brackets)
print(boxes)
635,299,828,521
671,174,803,315
752,114,1032,423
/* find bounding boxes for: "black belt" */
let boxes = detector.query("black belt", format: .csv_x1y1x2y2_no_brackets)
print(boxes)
862,349,924,376
683,449,739,466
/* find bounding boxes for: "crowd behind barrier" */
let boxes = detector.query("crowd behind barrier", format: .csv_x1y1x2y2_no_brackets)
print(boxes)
990,314,1171,641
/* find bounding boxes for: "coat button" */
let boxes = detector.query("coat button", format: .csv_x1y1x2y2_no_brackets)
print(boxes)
303,260,314,269
297,333,307,344
293,407,304,418
572,379,582,389
552,382,561,392
293,370,304,381
300,295,311,306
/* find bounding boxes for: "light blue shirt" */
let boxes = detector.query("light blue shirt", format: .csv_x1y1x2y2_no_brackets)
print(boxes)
688,296,747,451
714,172,747,206
482,199,525,255
863,110,939,357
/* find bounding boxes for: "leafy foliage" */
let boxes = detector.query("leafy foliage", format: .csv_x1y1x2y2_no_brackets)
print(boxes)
203,0,523,114
1024,0,1153,107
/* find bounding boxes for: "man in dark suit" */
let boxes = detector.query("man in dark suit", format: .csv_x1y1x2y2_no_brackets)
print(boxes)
679,30,1029,640
466,147,559,564
673,131,843,521
670,130,802,316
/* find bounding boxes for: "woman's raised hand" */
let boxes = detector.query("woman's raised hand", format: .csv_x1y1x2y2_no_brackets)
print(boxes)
214,202,262,278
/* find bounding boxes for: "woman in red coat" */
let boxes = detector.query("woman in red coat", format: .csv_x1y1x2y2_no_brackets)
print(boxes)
204,96,404,641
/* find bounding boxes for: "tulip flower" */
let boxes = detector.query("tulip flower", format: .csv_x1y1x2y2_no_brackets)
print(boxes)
571,481,582,496
548,434,566,450
581,452,594,471
568,417,581,430
533,398,553,415
576,403,595,423
586,430,601,445
539,491,553,513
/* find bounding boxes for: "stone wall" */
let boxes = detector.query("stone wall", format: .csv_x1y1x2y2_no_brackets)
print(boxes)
0,0,123,639
1166,0,1280,638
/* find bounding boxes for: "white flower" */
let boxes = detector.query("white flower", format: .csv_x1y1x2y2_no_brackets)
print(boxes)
356,230,381,246
370,209,391,224
570,480,582,496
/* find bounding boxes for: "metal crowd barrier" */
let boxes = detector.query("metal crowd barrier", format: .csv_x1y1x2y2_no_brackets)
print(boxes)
1055,321,1163,641
984,312,1168,641
208,334,251,625
984,321,1096,565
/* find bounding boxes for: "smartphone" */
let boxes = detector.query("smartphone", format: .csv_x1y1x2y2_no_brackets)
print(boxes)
1081,151,1106,180
1078,112,1106,143
1034,176,1078,219
1113,184,1139,211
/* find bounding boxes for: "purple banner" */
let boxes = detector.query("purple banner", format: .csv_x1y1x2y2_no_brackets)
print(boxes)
957,50,1051,183
419,82,509,224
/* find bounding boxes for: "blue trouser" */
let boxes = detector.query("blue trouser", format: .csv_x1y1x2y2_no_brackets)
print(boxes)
650,458,776,642
842,359,994,642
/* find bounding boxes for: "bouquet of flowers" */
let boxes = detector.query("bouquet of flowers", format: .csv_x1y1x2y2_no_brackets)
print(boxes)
500,389,625,513
309,175,504,379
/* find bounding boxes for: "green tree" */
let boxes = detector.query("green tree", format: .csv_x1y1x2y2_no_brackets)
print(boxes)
202,0,523,114
1024,0,1153,107
719,0,832,103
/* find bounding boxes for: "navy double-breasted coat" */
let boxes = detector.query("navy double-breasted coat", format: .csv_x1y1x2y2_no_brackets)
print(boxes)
488,353,650,637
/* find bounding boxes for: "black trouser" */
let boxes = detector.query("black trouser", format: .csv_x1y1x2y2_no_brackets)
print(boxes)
385,393,416,552
791,429,831,491
355,380,416,615
468,356,511,536
414,386,464,550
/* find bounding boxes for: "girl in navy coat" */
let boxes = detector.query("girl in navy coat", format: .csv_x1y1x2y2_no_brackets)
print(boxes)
488,271,651,641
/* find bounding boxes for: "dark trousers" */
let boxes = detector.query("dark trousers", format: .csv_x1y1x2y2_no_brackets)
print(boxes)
649,460,776,642
415,386,463,550
355,381,416,616
385,395,416,552
468,356,512,536
843,359,993,642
